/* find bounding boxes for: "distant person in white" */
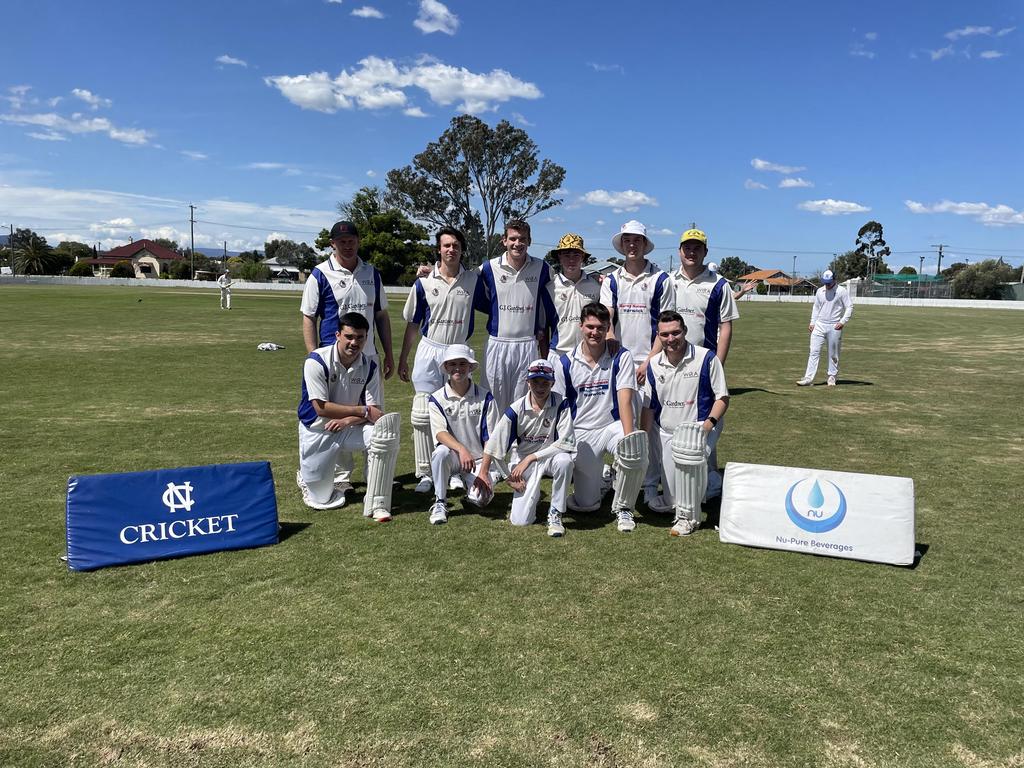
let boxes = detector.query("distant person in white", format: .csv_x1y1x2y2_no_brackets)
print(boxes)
797,269,854,387
217,269,232,310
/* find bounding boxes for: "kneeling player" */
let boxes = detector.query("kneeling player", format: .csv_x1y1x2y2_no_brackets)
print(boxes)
643,311,729,536
480,360,576,537
426,344,500,525
552,302,647,533
296,312,400,521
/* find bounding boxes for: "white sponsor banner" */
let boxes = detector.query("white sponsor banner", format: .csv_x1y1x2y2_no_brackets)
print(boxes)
719,462,915,566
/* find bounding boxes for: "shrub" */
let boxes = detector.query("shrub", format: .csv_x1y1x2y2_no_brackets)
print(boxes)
68,261,94,277
110,260,136,278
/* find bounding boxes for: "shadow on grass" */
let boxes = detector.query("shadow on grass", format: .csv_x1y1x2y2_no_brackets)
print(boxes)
729,387,776,396
277,521,311,542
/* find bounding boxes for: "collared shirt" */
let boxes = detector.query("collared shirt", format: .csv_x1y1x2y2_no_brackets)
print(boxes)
810,285,853,327
547,271,602,354
297,345,381,431
300,255,387,349
402,263,479,344
485,391,576,462
645,343,729,432
668,267,739,353
553,343,637,432
217,274,232,289
427,381,496,458
476,252,556,340
599,260,673,360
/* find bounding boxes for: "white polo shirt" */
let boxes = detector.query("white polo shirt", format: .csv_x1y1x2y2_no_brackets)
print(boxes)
668,267,739,354
402,264,479,344
553,344,637,432
297,346,382,431
599,260,674,361
485,391,576,461
645,343,729,432
477,252,556,341
427,381,496,458
300,255,387,349
810,285,853,328
548,271,602,354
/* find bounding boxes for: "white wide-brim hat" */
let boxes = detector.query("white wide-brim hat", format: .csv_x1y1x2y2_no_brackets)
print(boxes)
611,220,655,256
441,343,478,368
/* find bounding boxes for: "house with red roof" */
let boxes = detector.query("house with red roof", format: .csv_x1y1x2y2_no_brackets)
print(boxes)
78,239,184,278
736,268,817,296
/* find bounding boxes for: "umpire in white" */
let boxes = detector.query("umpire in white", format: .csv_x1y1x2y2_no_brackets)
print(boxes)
798,269,853,387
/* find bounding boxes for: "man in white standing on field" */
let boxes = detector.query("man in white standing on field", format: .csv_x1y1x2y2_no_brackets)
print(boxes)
545,234,602,362
798,269,853,387
217,268,232,310
399,227,479,494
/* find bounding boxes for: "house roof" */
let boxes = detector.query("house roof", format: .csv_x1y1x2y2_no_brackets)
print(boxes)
101,239,183,261
738,268,789,281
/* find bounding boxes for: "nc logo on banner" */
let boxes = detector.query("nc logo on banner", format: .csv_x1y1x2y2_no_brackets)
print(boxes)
162,482,195,513
785,478,847,533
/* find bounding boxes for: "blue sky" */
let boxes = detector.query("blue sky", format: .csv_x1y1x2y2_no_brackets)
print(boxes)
1,0,1021,275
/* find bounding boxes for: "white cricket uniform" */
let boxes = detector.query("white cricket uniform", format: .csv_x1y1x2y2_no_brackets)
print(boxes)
297,346,382,503
599,261,674,363
402,264,480,394
547,271,602,356
645,344,729,499
427,381,500,504
217,274,232,309
484,391,576,526
553,344,638,510
804,284,854,379
668,268,739,355
301,255,387,352
476,252,556,414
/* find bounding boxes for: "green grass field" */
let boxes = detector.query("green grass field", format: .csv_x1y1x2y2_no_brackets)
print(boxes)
1,284,1021,768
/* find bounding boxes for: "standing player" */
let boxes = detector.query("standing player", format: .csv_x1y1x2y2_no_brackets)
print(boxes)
479,360,576,537
425,344,500,525
552,302,647,533
643,311,729,536
296,312,400,521
217,268,232,310
476,220,557,416
399,227,479,494
545,234,602,359
669,229,739,363
797,269,853,387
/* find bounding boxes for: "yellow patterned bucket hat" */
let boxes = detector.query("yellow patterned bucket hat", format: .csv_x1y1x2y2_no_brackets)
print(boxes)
547,233,590,259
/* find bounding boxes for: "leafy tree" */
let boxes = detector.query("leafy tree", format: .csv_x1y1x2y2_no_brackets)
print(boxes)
314,228,332,252
265,238,318,272
952,259,1016,300
152,237,180,252
68,261,94,277
53,241,93,273
941,262,968,281
236,250,263,263
718,256,756,281
385,115,565,264
855,220,892,277
239,261,271,282
13,229,58,275
897,266,917,275
829,246,892,282
168,260,192,279
110,260,135,278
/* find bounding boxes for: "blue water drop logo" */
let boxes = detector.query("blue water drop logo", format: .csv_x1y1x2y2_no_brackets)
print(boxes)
808,480,825,508
785,478,847,533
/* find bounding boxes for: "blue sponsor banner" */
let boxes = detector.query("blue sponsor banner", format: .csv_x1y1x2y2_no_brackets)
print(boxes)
66,461,279,571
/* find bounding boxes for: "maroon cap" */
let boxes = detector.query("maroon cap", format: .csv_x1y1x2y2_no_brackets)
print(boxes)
330,220,359,239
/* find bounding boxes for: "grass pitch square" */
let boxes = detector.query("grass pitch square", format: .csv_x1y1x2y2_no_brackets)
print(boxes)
1,284,1022,767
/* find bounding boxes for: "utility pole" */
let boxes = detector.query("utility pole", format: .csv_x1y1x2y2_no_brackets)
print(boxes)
919,255,924,275
931,244,947,277
189,204,197,278
223,240,227,266
791,254,797,294
8,224,13,276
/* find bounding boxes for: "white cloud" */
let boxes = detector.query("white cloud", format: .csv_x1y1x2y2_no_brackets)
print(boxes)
779,177,814,188
0,112,151,145
751,157,806,174
245,162,290,170
996,26,1016,37
266,56,541,115
850,42,876,59
415,0,459,34
580,189,659,213
798,199,870,216
945,25,992,41
181,150,208,160
539,216,565,224
929,45,955,61
654,228,675,235
351,6,384,18
216,54,248,67
587,62,625,74
864,32,878,41
27,131,68,142
905,199,1024,226
71,88,112,110
366,170,376,177
403,106,428,117
512,111,533,126
979,50,1005,59
326,0,343,3
744,179,768,190
595,220,605,226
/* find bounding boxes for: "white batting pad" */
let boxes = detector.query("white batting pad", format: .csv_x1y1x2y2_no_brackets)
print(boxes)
611,430,648,512
411,392,433,478
670,422,708,520
364,413,401,519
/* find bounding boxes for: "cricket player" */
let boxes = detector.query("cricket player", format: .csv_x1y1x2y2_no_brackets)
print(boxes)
668,229,739,363
296,312,400,521
643,311,730,536
475,220,557,416
798,269,853,387
552,302,647,533
479,359,576,537
546,234,602,359
399,227,480,494
217,268,232,309
425,344,500,525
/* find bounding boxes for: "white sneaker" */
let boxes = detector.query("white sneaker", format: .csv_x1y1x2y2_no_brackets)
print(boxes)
414,477,433,493
371,508,392,522
796,377,813,386
616,508,636,533
670,515,699,536
827,375,837,386
302,487,347,510
547,509,565,537
449,474,465,491
601,465,614,495
429,501,448,525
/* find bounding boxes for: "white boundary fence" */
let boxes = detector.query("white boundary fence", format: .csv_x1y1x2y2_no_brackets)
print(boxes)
2,274,1022,310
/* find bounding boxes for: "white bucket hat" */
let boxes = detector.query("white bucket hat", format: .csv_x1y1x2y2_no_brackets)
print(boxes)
612,220,655,256
441,343,478,368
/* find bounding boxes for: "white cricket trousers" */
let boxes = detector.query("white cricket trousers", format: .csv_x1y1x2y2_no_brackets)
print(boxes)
298,423,373,503
220,288,231,309
572,423,626,510
509,452,574,526
430,445,499,505
480,336,537,415
412,335,448,394
804,326,843,379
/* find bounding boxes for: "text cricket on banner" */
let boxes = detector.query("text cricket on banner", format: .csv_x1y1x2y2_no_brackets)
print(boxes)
718,462,916,566
66,461,279,571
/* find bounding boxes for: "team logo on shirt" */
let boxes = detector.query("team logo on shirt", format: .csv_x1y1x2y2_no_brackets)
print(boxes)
542,418,551,427
500,274,508,283
338,279,348,288
432,288,440,296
